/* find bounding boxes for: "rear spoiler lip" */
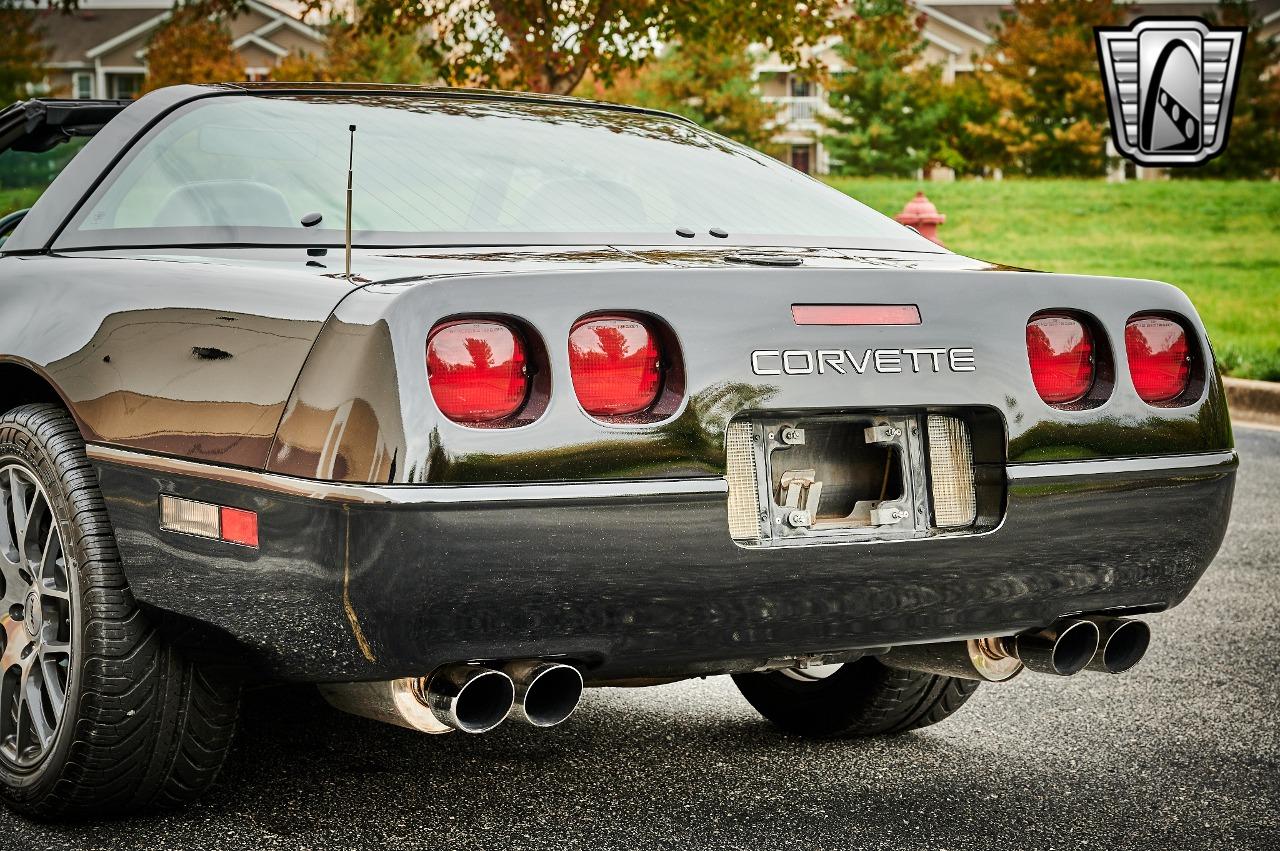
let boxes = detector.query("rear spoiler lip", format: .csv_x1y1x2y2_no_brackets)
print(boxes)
0,98,131,154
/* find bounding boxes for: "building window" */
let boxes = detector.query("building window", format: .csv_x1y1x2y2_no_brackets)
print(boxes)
73,72,94,99
107,73,144,100
789,76,811,98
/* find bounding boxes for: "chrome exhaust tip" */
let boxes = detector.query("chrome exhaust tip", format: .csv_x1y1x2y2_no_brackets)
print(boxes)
1084,617,1151,674
422,663,515,734
504,661,584,727
1013,618,1100,676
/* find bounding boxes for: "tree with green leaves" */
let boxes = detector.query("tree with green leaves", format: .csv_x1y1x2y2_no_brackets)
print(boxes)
585,40,779,151
967,0,1122,176
0,4,51,103
1174,0,1280,179
317,0,840,95
142,3,244,92
37,0,836,97
272,16,437,85
819,0,946,176
933,71,1002,175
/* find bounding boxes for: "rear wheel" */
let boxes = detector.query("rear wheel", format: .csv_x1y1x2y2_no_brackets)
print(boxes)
732,657,979,737
0,403,240,819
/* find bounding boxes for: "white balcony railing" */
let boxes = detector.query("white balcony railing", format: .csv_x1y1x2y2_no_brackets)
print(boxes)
761,95,824,127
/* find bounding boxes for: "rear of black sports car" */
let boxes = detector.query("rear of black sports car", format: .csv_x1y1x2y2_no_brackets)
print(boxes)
0,85,1235,818
94,258,1236,686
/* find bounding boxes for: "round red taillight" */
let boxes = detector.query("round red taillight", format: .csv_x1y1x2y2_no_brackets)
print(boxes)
427,319,529,424
569,314,662,417
1026,314,1095,405
1126,315,1191,404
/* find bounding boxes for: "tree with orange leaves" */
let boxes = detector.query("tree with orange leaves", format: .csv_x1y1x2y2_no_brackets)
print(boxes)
967,0,1122,176
142,2,244,93
320,0,842,96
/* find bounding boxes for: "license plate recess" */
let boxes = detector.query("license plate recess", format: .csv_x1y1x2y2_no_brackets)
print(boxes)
749,414,930,544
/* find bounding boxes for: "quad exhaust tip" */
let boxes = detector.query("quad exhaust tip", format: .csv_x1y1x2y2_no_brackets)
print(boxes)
1013,618,1100,676
421,663,516,734
885,616,1149,682
1085,616,1151,674
319,659,583,735
504,661,584,728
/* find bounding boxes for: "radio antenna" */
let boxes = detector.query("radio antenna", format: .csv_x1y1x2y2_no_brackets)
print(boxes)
344,123,356,280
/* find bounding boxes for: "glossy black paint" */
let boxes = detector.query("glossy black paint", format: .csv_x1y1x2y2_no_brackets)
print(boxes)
269,258,1232,484
0,84,1238,684
0,250,353,468
92,454,1235,682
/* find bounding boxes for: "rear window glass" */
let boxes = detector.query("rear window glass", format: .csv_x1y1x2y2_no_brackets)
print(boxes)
63,94,926,250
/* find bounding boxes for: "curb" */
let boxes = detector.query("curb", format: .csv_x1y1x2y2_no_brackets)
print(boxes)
1224,377,1280,427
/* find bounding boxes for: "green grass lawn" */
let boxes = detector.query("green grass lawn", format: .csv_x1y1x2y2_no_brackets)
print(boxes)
826,178,1280,381
0,187,43,214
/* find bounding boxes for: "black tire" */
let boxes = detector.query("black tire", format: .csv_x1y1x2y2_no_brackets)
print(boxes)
732,657,979,737
0,403,240,819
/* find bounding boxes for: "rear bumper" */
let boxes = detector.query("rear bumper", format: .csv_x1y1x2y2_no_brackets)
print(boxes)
89,446,1237,683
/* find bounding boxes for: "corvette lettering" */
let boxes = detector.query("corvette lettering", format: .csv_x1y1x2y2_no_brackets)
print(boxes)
751,347,976,376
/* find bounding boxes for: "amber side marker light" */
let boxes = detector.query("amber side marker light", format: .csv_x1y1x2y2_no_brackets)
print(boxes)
792,304,921,325
160,495,259,548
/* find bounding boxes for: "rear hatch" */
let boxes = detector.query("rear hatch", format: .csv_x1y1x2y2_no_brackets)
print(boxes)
272,250,1230,547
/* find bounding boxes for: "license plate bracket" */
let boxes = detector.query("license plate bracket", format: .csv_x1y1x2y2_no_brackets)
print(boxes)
750,414,930,544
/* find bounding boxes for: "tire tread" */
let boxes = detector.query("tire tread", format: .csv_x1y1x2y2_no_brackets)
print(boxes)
733,657,979,738
0,404,239,819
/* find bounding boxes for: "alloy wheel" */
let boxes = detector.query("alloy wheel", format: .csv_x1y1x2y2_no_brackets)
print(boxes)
779,663,842,683
0,463,73,769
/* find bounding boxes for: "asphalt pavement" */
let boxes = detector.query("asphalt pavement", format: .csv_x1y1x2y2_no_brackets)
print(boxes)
7,426,1279,851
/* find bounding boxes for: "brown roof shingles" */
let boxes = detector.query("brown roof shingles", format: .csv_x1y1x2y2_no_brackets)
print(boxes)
31,8,165,65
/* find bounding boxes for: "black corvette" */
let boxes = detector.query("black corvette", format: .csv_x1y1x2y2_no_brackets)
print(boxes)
0,84,1235,818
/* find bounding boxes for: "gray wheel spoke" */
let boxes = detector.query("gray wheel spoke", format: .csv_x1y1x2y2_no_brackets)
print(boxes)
7,469,31,564
38,524,66,595
0,471,21,570
26,662,52,745
16,662,40,754
38,655,66,720
0,564,21,604
11,694,28,757
20,486,49,573
0,667,14,737
22,661,55,754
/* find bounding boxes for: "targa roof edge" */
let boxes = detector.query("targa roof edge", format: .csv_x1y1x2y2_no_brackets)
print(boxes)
0,98,133,155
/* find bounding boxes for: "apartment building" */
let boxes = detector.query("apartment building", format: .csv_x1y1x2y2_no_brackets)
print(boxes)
25,0,323,100
760,0,1280,175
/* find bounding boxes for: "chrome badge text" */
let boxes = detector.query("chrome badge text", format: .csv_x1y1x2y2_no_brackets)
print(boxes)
751,348,976,376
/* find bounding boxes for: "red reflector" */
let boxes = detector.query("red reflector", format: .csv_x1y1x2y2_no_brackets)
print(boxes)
569,314,662,417
791,304,921,325
427,320,529,423
1126,315,1191,404
1026,314,1095,405
219,507,258,548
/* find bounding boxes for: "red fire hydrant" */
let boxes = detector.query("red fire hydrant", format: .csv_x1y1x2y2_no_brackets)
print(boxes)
894,191,946,246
